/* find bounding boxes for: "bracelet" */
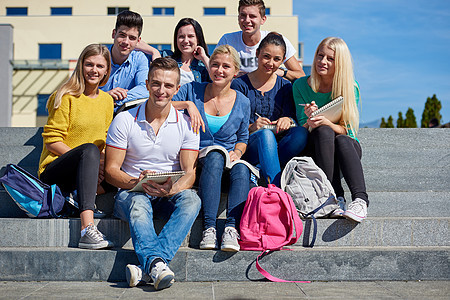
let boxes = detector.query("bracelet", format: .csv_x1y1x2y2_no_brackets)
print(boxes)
283,69,288,78
234,148,243,156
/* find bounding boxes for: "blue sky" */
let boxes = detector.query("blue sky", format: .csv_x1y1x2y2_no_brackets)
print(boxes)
293,0,450,125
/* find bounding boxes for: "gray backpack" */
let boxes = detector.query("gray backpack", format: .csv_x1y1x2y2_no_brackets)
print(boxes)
281,157,340,246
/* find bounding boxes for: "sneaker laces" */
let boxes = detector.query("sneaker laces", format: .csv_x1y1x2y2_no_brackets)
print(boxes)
203,227,216,238
87,224,105,242
223,227,240,241
348,199,365,214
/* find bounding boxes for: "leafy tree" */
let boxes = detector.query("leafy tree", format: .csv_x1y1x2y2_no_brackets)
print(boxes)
380,117,387,128
421,94,442,128
397,112,404,128
386,115,395,128
404,108,418,128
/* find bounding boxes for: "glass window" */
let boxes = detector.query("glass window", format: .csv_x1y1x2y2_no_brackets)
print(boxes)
37,94,51,116
265,8,271,15
39,44,62,60
107,7,129,15
6,7,28,16
150,44,172,51
203,8,226,15
153,7,174,15
51,7,72,15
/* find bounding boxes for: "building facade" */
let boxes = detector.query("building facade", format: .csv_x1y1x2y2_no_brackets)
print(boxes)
0,0,301,126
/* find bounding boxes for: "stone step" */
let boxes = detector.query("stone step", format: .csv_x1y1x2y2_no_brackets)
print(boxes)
0,246,448,282
2,190,449,218
0,215,448,249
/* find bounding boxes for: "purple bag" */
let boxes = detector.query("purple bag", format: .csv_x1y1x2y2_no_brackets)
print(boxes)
0,164,65,218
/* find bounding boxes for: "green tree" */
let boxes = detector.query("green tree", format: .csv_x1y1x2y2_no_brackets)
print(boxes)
421,94,442,128
404,107,418,128
386,115,395,128
397,112,404,128
380,117,387,128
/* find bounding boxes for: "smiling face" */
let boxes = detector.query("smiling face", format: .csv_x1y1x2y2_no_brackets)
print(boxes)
315,46,336,79
238,5,266,36
208,53,238,86
176,24,198,56
83,54,108,89
146,69,180,110
111,25,140,63
256,44,285,75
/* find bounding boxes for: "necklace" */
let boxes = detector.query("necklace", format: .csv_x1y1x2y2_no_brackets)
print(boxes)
211,98,220,116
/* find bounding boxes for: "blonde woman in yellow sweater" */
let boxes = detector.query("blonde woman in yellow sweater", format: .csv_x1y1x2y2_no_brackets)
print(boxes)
39,44,115,249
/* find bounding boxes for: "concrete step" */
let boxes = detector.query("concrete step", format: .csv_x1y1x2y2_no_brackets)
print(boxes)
2,190,449,218
0,215,448,248
0,246,448,282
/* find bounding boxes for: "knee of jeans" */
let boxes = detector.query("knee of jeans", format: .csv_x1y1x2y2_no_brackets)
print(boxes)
202,151,226,169
258,129,277,143
230,164,250,179
176,189,201,214
335,134,352,149
290,126,309,144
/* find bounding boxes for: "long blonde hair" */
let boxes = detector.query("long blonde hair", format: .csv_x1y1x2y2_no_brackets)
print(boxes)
210,44,241,73
310,37,359,136
48,44,111,109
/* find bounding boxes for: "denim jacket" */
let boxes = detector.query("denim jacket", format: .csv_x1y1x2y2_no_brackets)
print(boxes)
162,50,210,83
172,82,250,151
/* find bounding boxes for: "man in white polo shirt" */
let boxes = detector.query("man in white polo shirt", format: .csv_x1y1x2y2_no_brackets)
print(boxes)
216,0,305,81
105,57,200,291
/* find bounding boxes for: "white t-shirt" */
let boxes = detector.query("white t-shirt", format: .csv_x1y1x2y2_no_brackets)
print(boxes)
216,30,297,74
106,102,200,178
179,68,195,86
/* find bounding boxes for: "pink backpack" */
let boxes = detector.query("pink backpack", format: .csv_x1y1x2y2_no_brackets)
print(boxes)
239,184,308,282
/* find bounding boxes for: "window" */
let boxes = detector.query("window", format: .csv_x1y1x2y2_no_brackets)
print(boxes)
51,7,72,15
265,8,271,16
107,7,129,15
150,44,172,51
6,7,28,16
153,7,174,15
37,94,51,116
203,8,226,15
207,44,217,55
39,44,62,60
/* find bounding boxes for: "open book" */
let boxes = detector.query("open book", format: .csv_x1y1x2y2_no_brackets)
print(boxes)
310,96,343,123
115,98,147,115
129,171,186,193
199,145,260,178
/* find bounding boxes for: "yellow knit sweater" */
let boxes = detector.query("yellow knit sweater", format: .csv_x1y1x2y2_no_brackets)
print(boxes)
38,91,114,176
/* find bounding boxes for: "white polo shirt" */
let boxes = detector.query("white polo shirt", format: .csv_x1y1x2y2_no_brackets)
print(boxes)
106,101,200,178
216,30,296,74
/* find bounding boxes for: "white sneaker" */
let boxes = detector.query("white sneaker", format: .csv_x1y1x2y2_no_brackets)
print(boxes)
330,196,346,218
150,261,174,291
199,227,217,250
221,227,240,252
125,264,151,287
343,198,367,223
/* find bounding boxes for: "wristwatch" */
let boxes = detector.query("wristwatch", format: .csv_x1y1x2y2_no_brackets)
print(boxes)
283,69,288,78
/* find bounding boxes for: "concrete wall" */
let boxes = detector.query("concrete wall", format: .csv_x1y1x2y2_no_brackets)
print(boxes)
0,25,13,126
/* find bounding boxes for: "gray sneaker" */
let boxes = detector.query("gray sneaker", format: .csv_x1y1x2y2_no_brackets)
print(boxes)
150,261,174,290
78,224,114,249
199,227,217,250
221,226,240,252
126,264,151,287
343,198,367,223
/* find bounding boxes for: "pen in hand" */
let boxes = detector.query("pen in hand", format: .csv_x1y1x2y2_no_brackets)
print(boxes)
255,112,262,118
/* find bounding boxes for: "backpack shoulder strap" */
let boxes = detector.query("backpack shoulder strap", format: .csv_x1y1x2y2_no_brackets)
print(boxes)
256,250,310,283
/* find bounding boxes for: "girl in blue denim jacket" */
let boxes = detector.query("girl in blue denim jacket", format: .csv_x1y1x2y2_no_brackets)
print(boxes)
173,45,251,252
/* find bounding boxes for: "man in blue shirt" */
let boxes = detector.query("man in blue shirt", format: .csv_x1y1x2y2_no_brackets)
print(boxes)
101,11,151,110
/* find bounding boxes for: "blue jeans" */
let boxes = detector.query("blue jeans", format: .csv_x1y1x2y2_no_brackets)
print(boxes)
198,151,250,230
114,189,201,274
245,126,308,186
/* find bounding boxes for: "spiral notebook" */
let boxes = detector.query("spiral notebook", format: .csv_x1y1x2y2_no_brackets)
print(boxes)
129,171,185,192
310,96,344,124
